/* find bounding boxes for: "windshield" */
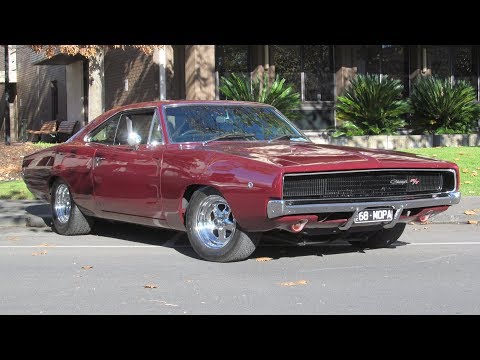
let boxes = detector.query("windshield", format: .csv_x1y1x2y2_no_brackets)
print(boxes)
164,104,309,143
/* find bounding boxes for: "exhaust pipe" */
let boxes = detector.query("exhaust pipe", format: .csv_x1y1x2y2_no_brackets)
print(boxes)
291,219,308,233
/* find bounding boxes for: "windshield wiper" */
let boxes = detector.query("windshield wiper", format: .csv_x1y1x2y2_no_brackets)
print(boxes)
268,134,304,142
203,133,256,144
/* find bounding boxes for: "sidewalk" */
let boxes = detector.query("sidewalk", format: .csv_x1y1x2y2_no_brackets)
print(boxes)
1,198,479,229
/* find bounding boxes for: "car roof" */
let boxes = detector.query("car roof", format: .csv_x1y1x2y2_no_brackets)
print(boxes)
108,100,272,113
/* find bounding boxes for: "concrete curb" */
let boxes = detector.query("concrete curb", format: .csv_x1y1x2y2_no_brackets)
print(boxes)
0,198,479,229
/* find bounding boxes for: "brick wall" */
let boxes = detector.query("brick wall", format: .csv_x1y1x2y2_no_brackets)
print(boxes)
15,46,67,141
104,47,159,110
0,46,5,140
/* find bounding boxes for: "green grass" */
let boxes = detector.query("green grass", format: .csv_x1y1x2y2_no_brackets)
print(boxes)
0,180,35,200
33,141,57,149
406,146,480,196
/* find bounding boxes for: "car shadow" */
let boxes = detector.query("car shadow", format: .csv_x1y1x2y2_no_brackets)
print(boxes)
25,204,53,227
90,220,181,246
25,214,410,261
249,240,409,261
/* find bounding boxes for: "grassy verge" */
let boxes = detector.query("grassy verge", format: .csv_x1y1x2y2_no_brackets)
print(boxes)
406,146,480,196
0,181,35,200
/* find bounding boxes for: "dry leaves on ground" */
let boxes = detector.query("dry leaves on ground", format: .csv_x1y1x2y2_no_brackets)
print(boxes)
467,220,478,225
464,181,473,184
464,210,478,215
81,265,93,270
280,280,308,287
255,257,273,262
0,143,50,181
32,250,48,256
144,284,158,289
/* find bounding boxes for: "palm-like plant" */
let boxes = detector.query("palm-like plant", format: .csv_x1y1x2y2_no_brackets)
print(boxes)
410,76,480,134
334,74,409,136
219,73,301,119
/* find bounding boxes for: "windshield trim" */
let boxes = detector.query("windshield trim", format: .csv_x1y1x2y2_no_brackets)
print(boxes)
161,103,310,145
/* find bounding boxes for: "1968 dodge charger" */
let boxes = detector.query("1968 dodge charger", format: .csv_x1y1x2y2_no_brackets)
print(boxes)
22,101,461,262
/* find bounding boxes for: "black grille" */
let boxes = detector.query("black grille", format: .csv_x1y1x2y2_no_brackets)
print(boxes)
283,171,455,200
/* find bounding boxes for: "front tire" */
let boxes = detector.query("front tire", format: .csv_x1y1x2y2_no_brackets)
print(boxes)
350,223,406,249
51,179,94,235
186,187,260,262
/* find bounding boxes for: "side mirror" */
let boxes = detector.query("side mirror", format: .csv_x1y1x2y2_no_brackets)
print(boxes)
127,132,141,149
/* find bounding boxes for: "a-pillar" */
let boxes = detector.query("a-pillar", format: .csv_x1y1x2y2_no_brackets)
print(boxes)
185,45,215,100
87,48,105,122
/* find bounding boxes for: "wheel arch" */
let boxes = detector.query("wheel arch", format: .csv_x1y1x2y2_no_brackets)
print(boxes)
181,184,221,223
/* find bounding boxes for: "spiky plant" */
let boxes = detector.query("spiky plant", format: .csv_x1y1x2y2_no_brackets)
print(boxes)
410,76,480,134
334,74,409,136
219,73,301,119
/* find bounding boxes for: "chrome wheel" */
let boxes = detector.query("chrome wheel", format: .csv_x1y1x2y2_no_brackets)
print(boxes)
54,183,71,224
194,195,236,249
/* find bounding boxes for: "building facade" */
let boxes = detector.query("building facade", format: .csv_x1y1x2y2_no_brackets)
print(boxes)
1,45,479,141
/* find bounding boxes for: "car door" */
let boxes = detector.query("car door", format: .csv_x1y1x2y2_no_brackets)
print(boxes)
89,107,165,219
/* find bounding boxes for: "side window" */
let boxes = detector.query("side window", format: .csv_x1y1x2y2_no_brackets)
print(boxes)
88,114,121,145
150,111,163,145
114,110,156,146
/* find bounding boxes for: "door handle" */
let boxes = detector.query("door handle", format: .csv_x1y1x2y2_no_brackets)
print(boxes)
94,156,106,167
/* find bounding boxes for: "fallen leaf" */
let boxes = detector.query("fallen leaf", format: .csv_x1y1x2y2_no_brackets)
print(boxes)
459,152,465,155
256,257,273,262
474,208,480,212
408,222,415,225
81,265,93,270
280,280,308,287
465,210,478,215
454,158,460,161
464,181,473,184
144,284,158,289
32,250,48,256
467,220,478,225
462,169,469,173
472,171,478,177
40,243,54,247
7,236,20,241
431,154,438,157
469,191,475,194
149,300,178,307
477,167,480,170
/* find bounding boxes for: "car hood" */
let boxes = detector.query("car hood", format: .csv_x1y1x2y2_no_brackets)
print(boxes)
204,141,453,171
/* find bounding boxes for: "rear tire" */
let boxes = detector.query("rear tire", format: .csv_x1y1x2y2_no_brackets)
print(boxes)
350,223,406,249
186,187,260,262
51,179,94,235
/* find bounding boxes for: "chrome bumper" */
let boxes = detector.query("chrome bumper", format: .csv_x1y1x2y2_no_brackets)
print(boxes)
267,191,461,220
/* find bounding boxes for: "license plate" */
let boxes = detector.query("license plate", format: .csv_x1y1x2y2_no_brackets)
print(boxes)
354,208,394,224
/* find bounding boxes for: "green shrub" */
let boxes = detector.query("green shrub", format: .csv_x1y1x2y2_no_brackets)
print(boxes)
219,73,301,119
334,74,409,136
409,76,480,134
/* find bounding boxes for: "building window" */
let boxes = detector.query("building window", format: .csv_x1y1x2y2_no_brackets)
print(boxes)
427,46,478,99
51,80,58,120
363,45,409,95
215,45,251,99
272,45,334,102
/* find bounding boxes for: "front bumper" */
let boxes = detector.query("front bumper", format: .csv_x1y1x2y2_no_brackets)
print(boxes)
267,191,461,229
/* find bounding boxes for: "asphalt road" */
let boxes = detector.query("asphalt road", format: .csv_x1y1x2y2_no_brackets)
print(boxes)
0,221,479,314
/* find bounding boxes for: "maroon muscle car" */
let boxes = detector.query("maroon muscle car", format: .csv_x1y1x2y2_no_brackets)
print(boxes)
22,101,461,262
